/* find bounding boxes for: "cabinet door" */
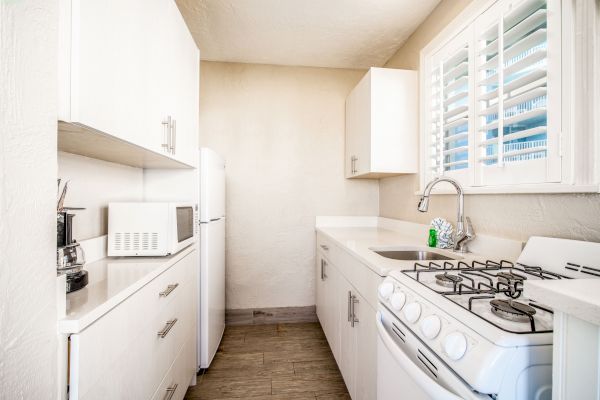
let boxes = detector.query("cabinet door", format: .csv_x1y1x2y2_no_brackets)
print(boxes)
71,0,151,147
324,258,341,363
345,71,372,178
338,280,357,398
316,254,328,336
169,2,199,167
353,291,378,400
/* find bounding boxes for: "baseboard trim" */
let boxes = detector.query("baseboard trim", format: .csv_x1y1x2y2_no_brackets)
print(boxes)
226,306,317,326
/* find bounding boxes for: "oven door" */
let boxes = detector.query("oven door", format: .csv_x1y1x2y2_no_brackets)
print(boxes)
376,307,489,400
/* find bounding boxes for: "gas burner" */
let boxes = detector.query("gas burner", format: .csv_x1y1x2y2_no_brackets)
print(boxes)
490,299,536,323
497,271,526,285
435,273,463,288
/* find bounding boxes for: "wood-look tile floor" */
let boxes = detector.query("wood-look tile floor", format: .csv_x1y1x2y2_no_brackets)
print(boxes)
185,322,350,400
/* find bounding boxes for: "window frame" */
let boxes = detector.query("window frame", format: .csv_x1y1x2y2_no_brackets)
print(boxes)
418,0,600,194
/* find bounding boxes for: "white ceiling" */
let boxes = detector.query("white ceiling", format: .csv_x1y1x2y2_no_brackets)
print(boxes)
176,0,441,69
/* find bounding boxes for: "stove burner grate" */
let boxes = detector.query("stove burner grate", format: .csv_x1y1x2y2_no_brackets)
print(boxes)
435,273,463,288
497,271,526,284
490,299,536,323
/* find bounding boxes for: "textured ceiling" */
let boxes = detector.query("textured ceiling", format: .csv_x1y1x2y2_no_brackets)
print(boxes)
176,0,441,69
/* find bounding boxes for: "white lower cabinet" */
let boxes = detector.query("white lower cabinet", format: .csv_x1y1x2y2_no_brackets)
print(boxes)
69,250,198,400
316,235,379,400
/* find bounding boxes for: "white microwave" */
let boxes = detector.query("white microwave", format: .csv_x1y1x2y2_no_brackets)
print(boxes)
108,202,197,256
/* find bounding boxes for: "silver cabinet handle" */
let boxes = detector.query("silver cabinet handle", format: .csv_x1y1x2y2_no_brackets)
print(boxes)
351,155,358,174
157,318,178,338
320,259,327,280
159,283,179,297
320,244,329,251
170,119,176,154
162,116,171,151
347,291,352,322
163,383,178,400
351,295,359,327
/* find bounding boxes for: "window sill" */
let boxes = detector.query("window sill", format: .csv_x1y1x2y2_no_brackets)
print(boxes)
415,183,600,195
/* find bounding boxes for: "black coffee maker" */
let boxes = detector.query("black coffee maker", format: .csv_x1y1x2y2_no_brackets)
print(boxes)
57,211,88,293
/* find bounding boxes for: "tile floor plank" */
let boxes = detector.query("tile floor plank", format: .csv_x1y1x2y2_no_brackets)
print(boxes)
185,322,349,400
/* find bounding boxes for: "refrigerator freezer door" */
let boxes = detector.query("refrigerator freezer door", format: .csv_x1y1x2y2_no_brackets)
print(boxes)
199,218,226,368
200,148,225,222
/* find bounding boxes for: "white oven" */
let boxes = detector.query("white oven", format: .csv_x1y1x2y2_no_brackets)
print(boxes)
108,202,197,256
376,307,488,400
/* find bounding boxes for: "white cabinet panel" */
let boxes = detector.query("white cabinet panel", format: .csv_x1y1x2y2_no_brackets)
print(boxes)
69,250,197,400
345,67,418,179
59,0,199,168
315,235,379,399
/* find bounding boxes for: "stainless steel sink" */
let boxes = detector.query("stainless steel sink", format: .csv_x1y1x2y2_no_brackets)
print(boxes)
373,250,457,261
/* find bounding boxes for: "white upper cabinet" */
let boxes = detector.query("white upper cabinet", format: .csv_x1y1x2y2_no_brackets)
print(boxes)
59,0,199,168
345,67,418,179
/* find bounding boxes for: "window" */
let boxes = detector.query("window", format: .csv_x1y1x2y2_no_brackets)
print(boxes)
421,0,599,193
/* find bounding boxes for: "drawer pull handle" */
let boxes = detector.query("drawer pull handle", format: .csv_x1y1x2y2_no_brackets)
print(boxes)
159,283,179,297
157,319,178,338
164,383,178,400
320,244,329,251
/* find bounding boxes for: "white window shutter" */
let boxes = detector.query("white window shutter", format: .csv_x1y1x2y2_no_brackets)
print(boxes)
475,0,560,185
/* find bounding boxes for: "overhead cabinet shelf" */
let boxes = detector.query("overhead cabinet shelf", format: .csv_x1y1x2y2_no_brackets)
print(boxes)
345,68,418,179
58,0,199,169
58,122,193,169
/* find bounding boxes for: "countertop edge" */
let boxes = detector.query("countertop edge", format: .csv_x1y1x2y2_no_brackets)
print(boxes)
525,280,600,326
58,245,196,334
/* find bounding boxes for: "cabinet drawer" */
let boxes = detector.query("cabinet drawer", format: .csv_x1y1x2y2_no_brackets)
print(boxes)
151,335,196,400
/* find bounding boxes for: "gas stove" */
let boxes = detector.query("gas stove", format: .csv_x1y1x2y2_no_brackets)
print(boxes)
376,236,600,399
401,259,565,334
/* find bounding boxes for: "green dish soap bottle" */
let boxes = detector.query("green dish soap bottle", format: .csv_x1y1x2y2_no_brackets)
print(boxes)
428,228,437,248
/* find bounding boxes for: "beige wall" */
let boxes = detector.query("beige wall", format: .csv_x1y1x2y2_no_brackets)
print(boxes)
380,0,600,242
199,62,379,309
58,152,145,240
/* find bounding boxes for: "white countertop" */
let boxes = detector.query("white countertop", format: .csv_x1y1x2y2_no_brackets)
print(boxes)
525,279,600,326
316,225,497,277
58,245,195,334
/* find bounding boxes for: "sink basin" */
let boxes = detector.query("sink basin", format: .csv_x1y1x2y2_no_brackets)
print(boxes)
373,250,457,261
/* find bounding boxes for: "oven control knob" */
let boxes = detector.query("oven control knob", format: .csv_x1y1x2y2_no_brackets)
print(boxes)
389,292,406,311
443,332,468,360
420,315,442,339
378,282,394,300
403,302,421,323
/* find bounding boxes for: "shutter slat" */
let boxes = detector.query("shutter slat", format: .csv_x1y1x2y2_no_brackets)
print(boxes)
444,116,469,131
504,9,547,48
443,48,469,70
444,105,468,121
504,28,546,61
444,132,469,143
444,91,468,107
443,145,469,156
443,160,469,168
504,49,546,76
504,86,546,109
444,62,468,84
479,107,546,131
504,68,546,93
445,75,468,93
502,126,546,142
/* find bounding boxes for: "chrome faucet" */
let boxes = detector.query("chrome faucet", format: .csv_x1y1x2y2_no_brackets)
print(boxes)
417,177,475,253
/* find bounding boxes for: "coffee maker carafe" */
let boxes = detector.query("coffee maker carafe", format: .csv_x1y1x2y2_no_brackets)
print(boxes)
57,211,88,293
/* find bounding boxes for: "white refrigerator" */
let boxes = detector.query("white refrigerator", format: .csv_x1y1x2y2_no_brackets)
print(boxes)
198,148,226,369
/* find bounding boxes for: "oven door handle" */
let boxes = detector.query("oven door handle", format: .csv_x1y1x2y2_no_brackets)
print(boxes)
376,311,462,400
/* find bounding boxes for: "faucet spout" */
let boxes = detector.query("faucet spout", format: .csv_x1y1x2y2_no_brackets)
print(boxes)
417,177,474,253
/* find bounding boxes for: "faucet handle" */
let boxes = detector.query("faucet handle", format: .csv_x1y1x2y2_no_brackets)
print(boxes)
464,216,475,238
